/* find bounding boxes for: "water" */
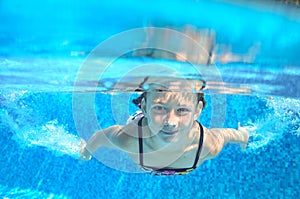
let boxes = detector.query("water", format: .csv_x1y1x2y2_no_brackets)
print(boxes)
1,0,300,198
1,86,300,198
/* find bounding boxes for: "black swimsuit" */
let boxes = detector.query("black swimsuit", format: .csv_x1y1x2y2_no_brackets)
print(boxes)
138,117,204,176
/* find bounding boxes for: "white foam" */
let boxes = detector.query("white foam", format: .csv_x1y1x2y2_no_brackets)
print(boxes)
244,96,300,153
243,122,277,153
12,120,82,159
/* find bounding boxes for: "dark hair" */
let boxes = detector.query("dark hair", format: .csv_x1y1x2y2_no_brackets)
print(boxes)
197,93,206,108
132,92,206,109
132,92,146,109
132,77,206,109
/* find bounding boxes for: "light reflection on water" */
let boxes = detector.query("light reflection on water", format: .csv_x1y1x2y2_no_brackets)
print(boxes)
1,0,300,198
1,57,299,99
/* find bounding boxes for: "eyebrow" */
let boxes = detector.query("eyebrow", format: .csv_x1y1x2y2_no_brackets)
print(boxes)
152,99,166,104
177,104,193,108
151,100,192,107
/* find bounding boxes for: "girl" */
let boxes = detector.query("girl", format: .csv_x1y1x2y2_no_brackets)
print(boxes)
80,78,249,175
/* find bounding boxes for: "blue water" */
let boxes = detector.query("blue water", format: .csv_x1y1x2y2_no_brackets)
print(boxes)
1,0,300,198
1,90,299,198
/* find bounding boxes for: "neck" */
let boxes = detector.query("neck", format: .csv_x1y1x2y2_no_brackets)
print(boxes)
144,120,199,153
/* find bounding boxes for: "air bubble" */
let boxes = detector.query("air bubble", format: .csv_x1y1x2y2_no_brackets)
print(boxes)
142,84,150,90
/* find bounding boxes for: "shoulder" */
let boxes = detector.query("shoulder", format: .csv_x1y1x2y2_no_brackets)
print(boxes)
200,126,225,160
106,119,141,153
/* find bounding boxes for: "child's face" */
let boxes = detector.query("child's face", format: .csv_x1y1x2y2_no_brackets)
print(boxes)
142,91,202,143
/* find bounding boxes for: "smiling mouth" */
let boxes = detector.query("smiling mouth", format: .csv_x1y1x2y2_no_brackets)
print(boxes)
160,130,178,135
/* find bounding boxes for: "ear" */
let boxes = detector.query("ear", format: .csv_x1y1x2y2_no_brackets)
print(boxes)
194,101,203,120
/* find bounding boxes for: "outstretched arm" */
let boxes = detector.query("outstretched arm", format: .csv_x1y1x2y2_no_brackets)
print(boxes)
79,125,123,161
220,123,249,150
202,123,249,160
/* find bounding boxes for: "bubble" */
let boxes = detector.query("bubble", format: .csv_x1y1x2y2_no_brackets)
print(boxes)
142,84,149,90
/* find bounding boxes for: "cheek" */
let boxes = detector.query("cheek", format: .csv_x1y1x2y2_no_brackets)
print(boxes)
180,114,194,127
149,112,165,125
147,113,165,133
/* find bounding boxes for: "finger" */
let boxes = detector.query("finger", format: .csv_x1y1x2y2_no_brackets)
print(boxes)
240,143,246,151
80,139,87,147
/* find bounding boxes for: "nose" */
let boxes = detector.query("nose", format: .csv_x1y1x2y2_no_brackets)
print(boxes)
164,109,178,128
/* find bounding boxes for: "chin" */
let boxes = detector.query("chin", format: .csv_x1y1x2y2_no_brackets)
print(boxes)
159,132,180,143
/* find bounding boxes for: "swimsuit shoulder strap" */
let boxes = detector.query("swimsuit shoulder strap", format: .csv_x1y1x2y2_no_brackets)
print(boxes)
138,118,203,170
138,117,144,167
192,122,204,169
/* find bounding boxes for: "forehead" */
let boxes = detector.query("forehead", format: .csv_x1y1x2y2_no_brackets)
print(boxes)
147,91,197,105
147,79,201,92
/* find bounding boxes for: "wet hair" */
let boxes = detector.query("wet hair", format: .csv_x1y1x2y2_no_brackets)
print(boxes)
132,92,206,109
132,92,146,109
132,77,206,109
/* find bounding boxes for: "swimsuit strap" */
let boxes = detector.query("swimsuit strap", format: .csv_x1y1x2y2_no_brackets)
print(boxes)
138,117,144,167
192,121,204,169
138,118,204,170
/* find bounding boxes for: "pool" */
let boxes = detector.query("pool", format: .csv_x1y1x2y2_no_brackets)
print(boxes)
1,0,300,198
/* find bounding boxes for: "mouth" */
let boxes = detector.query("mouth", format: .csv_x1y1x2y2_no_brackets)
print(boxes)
160,130,178,136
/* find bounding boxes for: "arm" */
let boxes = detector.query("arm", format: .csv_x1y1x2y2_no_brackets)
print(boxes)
79,125,123,161
219,123,249,149
202,123,249,160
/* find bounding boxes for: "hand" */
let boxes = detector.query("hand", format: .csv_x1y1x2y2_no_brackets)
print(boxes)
79,139,92,161
238,122,249,150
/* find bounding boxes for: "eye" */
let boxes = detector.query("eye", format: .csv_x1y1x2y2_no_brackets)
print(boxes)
151,105,167,114
177,107,191,115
